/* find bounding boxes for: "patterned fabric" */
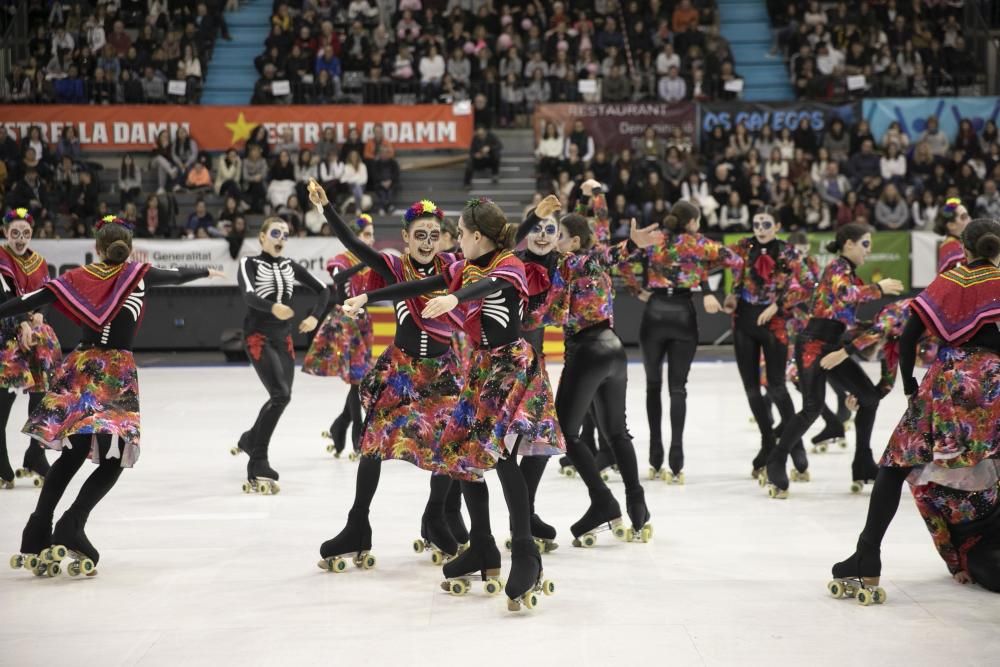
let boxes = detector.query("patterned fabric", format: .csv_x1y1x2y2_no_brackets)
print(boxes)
576,193,610,245
358,344,467,476
245,332,294,361
23,347,142,468
367,252,458,344
44,262,151,331
911,262,1000,345
439,339,564,479
328,252,371,299
808,256,883,325
523,252,613,337
619,233,742,293
302,309,373,383
911,481,1000,574
451,330,473,374
0,245,48,295
729,237,812,308
444,250,528,341
0,322,61,392
938,236,965,274
881,346,1000,469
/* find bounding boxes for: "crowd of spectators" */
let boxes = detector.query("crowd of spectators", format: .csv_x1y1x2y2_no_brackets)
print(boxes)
534,113,1000,238
1,0,232,105
769,1,980,100
0,121,401,241
252,0,737,126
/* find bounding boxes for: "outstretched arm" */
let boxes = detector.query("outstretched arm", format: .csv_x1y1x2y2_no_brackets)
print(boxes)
364,274,449,303
0,288,56,319
308,179,394,284
145,266,211,286
452,276,517,303
898,314,926,396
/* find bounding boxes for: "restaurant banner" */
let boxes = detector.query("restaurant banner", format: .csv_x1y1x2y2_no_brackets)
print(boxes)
0,104,474,151
532,102,697,154
700,101,858,141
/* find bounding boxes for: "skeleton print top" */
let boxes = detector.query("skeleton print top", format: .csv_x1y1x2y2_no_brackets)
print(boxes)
0,266,209,350
238,253,329,336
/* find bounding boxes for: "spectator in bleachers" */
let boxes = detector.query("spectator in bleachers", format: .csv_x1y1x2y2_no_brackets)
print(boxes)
118,154,143,209
318,150,344,204
242,143,268,213
69,169,99,223
315,45,343,99
464,124,501,187
267,149,297,211
371,144,400,215
918,116,951,158
535,122,563,183
107,20,133,57
339,127,365,163
719,190,750,232
911,189,940,231
564,120,594,163
215,148,243,201
186,153,213,191
657,65,687,102
185,198,218,238
141,66,167,103
151,129,181,194
874,183,910,230
341,149,369,212
363,124,394,162
218,196,241,228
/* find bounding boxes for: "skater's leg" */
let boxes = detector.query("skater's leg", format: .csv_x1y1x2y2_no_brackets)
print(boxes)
0,390,16,482
21,392,49,475
444,478,468,544
422,473,458,555
579,411,599,457
346,385,363,451
761,330,796,427
319,455,379,559
766,342,826,488
639,307,670,469
33,435,91,519
590,347,639,494
664,336,697,466
734,327,773,434
828,359,880,454
63,435,122,522
460,479,492,536
519,455,548,512
967,539,1000,593
495,438,531,541
832,466,911,578
350,455,382,512
246,337,294,453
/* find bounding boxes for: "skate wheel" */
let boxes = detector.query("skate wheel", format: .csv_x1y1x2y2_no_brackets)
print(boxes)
241,482,251,493
874,587,887,604
827,580,844,598
484,579,501,595
504,537,512,550
767,485,788,499
541,579,555,595
44,545,67,562
850,482,863,494
321,430,332,439
431,550,444,565
641,525,654,543
46,562,60,577
230,447,240,456
325,444,335,453
10,554,22,569
600,471,609,482
412,539,425,554
648,467,658,480
757,474,768,488
15,469,24,479
331,557,347,573
362,554,376,569
839,439,848,448
522,592,538,609
26,555,39,570
348,452,360,462
449,579,469,596
270,483,280,494
32,476,41,487
576,533,597,548
32,563,46,576
613,525,628,540
0,479,13,489
69,562,80,577
856,589,873,606
80,559,95,574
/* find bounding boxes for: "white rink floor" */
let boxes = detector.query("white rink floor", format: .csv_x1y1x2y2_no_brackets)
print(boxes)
2,359,999,667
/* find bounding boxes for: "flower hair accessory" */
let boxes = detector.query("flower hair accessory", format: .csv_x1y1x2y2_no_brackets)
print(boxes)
941,197,962,219
3,208,34,227
95,215,135,232
354,213,373,234
402,199,444,226
464,196,493,209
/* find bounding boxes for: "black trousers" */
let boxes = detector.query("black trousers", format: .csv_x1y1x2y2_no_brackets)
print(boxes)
244,330,295,458
639,293,698,454
733,302,796,440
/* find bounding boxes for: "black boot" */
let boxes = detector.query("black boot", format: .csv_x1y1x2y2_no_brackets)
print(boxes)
649,439,664,475
444,482,469,547
230,431,253,457
21,442,50,478
53,511,100,569
0,456,13,488
328,412,349,456
790,440,810,482
668,444,684,477
625,487,651,538
505,537,543,610
851,453,880,492
419,512,458,558
319,509,375,571
558,455,577,477
530,513,556,541
751,434,775,480
811,420,846,451
245,455,279,494
12,512,53,574
441,530,502,595
571,490,622,543
762,446,790,498
829,537,886,604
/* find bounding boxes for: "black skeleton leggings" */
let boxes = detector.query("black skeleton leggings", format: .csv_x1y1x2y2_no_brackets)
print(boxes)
33,434,124,523
733,302,795,444
244,330,295,459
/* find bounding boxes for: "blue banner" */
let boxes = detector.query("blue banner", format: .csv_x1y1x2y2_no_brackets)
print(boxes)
699,101,858,140
863,97,1000,145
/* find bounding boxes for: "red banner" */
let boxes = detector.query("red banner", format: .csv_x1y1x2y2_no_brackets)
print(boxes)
532,102,697,154
0,104,473,151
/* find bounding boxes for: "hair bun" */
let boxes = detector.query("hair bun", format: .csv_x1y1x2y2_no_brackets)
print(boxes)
975,232,1000,259
824,240,839,253
105,240,132,265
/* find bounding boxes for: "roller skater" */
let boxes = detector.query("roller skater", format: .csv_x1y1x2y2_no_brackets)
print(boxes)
617,198,741,482
0,208,61,489
235,217,328,494
344,197,565,610
517,190,660,546
831,218,1000,598
310,187,470,569
762,224,903,499
440,528,504,597
935,197,971,273
303,218,375,458
0,215,217,573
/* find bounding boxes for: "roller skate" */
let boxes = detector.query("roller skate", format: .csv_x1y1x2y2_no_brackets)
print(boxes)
318,509,376,572
789,440,810,482
14,444,49,488
505,514,559,553
811,422,846,453
413,514,459,565
229,431,253,457
594,450,617,482
10,512,57,577
440,531,503,596
828,538,886,605
615,488,653,543
760,448,790,499
0,459,14,490
557,455,577,478
571,491,623,547
444,485,469,550
505,537,553,612
347,446,362,462
648,439,668,480
50,512,98,577
850,455,880,493
243,458,280,494
323,413,349,456
750,436,773,481
837,405,855,432
662,444,685,484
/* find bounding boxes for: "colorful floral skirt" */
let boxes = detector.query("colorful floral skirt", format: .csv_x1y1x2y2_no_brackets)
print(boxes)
0,321,62,393
451,330,473,375
359,344,466,475
23,347,141,468
439,338,564,480
302,310,373,384
881,346,1000,469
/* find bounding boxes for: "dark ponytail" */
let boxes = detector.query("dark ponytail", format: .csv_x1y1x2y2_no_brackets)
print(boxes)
663,200,700,233
825,222,871,254
963,217,1000,260
559,213,594,250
